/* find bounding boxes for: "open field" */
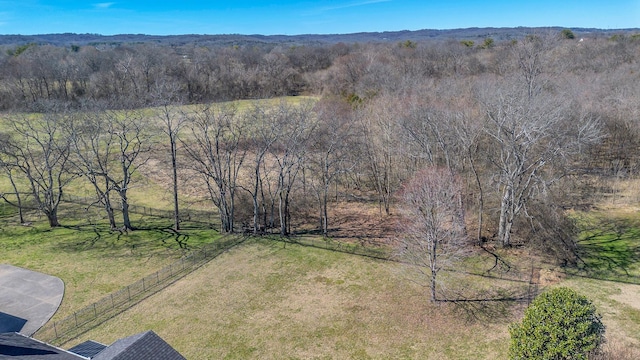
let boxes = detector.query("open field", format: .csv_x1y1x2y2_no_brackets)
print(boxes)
2,184,640,358
58,236,640,359
67,240,520,359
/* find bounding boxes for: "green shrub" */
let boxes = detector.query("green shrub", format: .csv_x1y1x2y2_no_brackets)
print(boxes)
561,29,576,40
509,287,605,360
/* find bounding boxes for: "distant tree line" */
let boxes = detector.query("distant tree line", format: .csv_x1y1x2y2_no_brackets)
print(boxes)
0,42,339,109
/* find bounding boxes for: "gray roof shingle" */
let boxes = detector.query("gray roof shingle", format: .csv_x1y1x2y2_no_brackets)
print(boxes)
0,332,85,359
68,340,107,359
92,331,185,360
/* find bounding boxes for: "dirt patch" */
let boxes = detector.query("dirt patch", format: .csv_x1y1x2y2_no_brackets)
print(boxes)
325,201,400,245
538,268,566,287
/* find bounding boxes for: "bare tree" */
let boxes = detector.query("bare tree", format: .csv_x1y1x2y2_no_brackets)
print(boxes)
183,104,246,233
152,82,186,231
0,133,26,224
242,102,281,234
308,98,355,236
270,101,316,236
104,108,152,231
357,95,403,215
396,167,466,302
478,78,601,247
0,111,76,227
68,108,118,229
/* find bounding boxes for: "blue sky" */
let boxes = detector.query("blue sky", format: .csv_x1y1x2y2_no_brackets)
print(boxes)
1,1,639,35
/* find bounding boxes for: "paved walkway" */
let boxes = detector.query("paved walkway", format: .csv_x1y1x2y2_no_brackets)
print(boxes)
0,264,64,336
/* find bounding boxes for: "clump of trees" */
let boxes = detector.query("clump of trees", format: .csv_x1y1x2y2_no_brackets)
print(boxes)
509,287,605,360
1,29,640,258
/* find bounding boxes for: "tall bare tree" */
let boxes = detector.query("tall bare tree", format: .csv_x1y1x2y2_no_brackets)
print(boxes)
357,95,403,215
242,102,281,234
308,98,355,236
152,82,187,231
270,101,316,236
397,167,466,302
0,111,76,227
105,108,152,231
183,104,247,233
478,78,601,247
0,133,26,224
68,108,119,229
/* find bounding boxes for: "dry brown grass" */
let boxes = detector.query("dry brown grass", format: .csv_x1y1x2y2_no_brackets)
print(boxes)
592,339,640,360
68,240,515,359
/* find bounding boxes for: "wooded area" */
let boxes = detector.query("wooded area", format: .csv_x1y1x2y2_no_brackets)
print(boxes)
1,29,640,263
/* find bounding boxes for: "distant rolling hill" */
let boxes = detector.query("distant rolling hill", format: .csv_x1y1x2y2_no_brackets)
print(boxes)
0,27,637,47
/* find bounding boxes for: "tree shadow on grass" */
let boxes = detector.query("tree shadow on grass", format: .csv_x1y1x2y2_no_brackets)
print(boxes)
55,224,190,258
445,295,530,323
571,217,640,284
437,275,535,323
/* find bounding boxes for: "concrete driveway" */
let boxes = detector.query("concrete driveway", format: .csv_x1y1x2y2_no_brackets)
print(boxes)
0,264,64,336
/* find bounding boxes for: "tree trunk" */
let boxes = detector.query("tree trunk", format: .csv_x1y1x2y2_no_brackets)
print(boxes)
322,186,329,236
252,167,261,234
121,191,133,231
104,193,117,230
279,190,287,236
498,186,512,247
430,267,437,303
8,174,25,224
429,237,438,302
171,138,180,231
46,209,60,227
468,146,484,245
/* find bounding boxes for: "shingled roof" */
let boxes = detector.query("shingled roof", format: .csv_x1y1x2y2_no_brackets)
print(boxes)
0,331,185,360
0,332,84,360
92,331,185,360
68,340,107,359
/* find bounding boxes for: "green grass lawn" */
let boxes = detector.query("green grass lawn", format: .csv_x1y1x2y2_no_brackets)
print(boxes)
571,212,640,283
0,209,222,322
2,205,640,358
68,240,517,360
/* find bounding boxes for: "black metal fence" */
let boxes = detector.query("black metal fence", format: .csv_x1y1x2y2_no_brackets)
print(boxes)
35,235,245,346
61,194,220,228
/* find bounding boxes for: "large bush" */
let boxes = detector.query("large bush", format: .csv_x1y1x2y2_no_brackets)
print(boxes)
509,287,605,360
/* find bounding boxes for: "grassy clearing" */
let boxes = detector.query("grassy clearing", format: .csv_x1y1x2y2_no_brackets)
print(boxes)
0,209,221,322
573,214,640,283
69,240,517,360
541,177,640,355
563,178,640,283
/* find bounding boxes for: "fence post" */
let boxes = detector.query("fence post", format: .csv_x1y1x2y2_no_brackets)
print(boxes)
54,322,58,339
142,277,146,291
